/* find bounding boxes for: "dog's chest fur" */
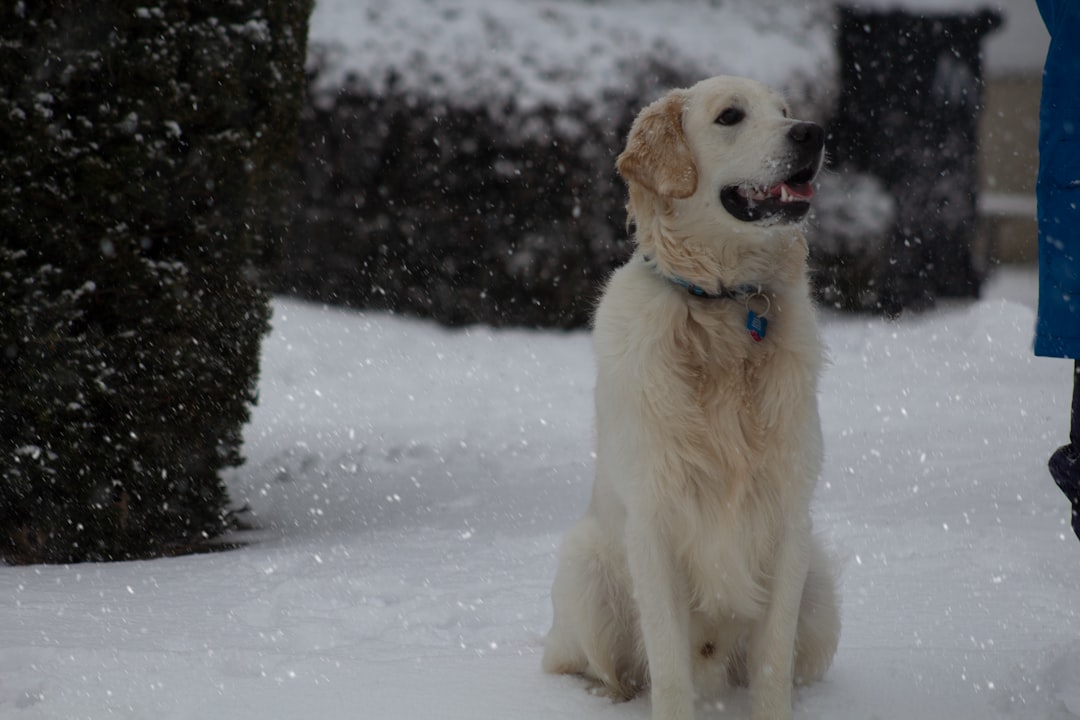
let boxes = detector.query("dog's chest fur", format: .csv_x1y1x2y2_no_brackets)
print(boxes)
673,296,809,479
595,258,822,611
671,303,805,612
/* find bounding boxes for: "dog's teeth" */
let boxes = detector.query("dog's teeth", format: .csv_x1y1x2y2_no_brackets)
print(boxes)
780,185,791,203
740,186,766,205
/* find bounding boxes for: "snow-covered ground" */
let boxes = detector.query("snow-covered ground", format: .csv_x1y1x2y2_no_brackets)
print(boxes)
5,265,1080,719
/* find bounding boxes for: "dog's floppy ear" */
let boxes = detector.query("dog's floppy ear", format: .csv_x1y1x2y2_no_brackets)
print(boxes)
616,91,698,199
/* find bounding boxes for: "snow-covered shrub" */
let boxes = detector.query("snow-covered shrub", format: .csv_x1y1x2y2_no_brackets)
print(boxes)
807,169,897,311
283,0,838,327
824,6,1001,312
0,0,313,563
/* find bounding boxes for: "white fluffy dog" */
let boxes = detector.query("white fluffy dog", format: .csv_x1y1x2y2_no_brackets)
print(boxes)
542,76,841,720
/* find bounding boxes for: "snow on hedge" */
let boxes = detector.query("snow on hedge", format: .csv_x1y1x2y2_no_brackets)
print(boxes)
307,0,839,121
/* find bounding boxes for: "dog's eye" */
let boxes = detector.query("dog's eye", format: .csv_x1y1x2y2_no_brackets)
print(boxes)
715,108,745,126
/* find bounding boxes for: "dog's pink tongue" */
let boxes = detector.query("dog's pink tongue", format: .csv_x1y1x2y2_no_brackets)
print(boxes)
767,181,814,201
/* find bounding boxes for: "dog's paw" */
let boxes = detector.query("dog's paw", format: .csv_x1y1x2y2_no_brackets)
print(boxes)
584,674,642,703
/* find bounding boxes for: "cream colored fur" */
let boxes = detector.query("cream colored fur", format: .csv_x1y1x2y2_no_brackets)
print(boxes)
542,76,840,720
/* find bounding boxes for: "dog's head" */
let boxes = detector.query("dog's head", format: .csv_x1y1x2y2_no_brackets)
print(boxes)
617,76,824,229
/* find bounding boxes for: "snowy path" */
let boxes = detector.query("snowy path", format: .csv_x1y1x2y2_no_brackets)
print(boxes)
5,268,1080,719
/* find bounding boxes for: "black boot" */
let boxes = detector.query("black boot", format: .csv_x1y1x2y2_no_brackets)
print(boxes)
1050,361,1080,540
1051,444,1080,539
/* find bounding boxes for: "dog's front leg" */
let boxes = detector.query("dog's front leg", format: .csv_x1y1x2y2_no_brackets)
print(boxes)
625,509,694,720
748,513,811,720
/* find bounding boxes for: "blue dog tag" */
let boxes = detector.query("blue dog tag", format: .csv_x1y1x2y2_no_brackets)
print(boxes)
746,310,767,342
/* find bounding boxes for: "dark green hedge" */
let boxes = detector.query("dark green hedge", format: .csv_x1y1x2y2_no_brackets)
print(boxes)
0,0,313,564
283,87,649,328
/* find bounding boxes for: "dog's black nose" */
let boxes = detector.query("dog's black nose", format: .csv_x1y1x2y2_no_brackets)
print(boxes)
788,122,824,147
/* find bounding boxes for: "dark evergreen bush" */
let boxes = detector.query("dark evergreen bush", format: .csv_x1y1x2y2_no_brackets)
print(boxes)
286,1,1003,323
827,7,1001,312
285,88,648,328
283,0,838,328
0,0,313,564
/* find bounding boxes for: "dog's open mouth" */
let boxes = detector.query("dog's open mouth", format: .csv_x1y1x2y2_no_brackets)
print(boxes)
720,165,817,223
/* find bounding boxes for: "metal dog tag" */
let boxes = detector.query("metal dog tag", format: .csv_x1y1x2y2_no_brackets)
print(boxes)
744,291,770,342
746,310,767,342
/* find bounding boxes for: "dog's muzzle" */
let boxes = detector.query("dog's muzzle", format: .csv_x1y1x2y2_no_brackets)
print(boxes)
720,121,825,224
